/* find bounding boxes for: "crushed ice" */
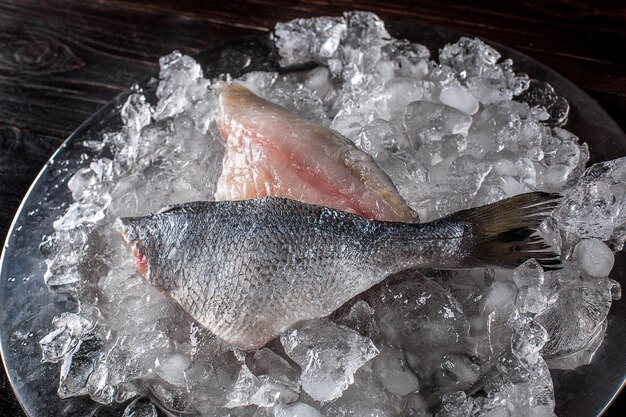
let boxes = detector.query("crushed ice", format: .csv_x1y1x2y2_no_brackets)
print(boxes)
38,11,624,417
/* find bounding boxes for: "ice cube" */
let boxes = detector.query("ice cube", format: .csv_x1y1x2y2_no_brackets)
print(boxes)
281,319,379,402
535,279,612,359
403,101,472,145
556,157,626,240
516,80,570,127
305,67,333,100
372,272,469,358
252,348,299,382
67,167,97,200
321,365,392,417
53,201,108,231
123,398,158,417
439,353,481,389
121,93,152,137
153,52,213,125
40,310,99,363
156,352,192,387
511,318,549,364
516,287,548,316
275,403,326,417
147,380,194,414
439,37,529,105
545,319,607,370
333,300,380,340
274,16,347,65
58,338,104,398
383,77,423,114
225,365,299,408
513,260,549,315
513,259,545,287
265,80,327,124
373,347,420,395
439,37,500,74
356,118,412,160
439,82,479,115
403,394,432,417
572,239,615,278
436,391,472,417
40,327,75,363
382,38,430,78
543,164,573,192
240,71,278,96
101,330,173,387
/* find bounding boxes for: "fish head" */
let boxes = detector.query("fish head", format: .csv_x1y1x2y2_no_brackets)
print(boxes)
114,214,184,293
115,216,150,276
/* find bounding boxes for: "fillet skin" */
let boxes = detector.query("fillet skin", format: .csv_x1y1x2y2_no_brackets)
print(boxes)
215,82,416,222
116,193,560,351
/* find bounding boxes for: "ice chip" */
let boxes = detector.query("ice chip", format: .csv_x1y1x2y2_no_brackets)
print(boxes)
281,319,379,402
343,11,391,47
67,167,99,201
53,201,108,231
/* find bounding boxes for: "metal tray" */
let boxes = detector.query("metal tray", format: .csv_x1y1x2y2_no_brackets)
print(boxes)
1,21,624,417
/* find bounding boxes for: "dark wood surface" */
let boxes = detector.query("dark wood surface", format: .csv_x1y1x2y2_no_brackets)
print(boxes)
0,1,624,416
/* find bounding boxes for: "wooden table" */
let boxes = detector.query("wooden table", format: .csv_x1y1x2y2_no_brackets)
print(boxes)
0,1,624,416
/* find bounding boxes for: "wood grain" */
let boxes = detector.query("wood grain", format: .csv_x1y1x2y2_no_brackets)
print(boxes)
0,1,624,416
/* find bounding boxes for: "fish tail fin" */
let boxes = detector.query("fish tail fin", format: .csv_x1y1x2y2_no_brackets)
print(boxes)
448,192,562,270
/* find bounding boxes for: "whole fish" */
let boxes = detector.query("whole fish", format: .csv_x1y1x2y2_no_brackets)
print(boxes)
116,192,560,351
215,82,416,222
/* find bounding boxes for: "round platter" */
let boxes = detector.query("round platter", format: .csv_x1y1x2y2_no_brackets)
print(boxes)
1,21,624,417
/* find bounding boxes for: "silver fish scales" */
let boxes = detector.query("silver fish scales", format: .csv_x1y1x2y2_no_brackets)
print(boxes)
116,193,560,350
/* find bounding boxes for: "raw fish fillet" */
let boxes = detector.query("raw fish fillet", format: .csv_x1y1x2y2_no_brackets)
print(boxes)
215,82,416,222
116,193,560,350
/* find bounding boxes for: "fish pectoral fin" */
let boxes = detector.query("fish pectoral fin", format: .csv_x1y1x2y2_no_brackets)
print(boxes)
448,192,563,270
